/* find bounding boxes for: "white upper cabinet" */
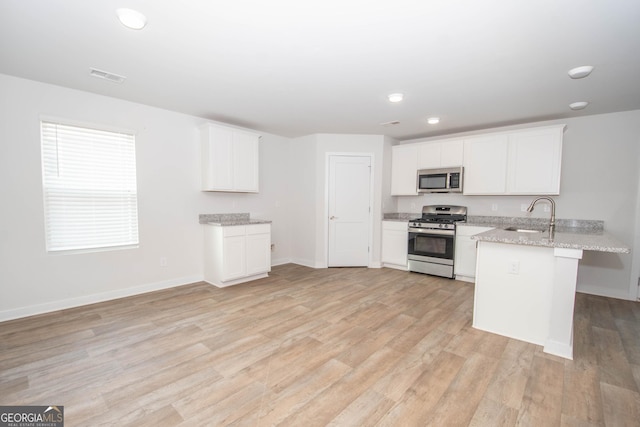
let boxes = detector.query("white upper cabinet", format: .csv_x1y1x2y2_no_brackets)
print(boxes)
507,126,564,195
391,144,419,196
417,139,464,169
463,125,565,195
390,124,564,197
200,123,260,192
440,139,464,167
463,134,509,194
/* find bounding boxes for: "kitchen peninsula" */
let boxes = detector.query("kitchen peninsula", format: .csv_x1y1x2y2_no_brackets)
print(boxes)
471,223,630,360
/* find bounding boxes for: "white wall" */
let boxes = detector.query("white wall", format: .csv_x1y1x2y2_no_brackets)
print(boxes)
288,135,319,267
0,74,291,320
397,111,640,300
288,134,389,268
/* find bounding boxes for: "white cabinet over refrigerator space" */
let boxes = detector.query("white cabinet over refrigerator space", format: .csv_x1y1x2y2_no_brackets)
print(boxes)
462,134,509,195
507,126,564,194
204,223,271,287
200,123,260,192
463,125,565,195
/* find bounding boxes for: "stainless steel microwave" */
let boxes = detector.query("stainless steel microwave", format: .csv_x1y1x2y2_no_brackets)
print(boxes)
417,167,463,193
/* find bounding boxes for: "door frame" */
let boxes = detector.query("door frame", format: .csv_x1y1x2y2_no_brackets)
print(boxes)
324,152,375,268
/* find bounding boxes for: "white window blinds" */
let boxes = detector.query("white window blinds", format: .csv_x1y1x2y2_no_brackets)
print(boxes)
41,121,139,252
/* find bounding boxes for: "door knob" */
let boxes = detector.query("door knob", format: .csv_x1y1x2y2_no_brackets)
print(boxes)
330,216,338,220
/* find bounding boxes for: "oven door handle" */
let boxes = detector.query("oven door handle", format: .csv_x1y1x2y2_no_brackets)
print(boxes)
408,228,455,236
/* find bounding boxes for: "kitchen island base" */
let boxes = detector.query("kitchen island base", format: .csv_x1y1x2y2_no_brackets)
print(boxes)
473,241,582,359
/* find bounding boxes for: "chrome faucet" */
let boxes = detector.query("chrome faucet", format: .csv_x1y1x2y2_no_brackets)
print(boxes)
527,196,556,236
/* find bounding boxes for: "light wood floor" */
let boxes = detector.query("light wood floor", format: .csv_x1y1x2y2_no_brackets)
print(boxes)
2,264,639,426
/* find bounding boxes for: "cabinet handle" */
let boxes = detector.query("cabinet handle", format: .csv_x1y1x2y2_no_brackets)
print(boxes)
330,216,338,220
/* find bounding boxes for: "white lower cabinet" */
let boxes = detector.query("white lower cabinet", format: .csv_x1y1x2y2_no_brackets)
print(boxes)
204,223,271,287
382,220,408,270
454,225,494,282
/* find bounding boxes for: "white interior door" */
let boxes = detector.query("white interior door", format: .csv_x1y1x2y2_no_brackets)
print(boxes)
328,155,372,267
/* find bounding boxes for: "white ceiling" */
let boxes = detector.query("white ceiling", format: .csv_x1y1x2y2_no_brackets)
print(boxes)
1,1,639,140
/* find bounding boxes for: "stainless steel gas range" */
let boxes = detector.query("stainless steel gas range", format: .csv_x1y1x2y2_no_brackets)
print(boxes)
408,205,467,278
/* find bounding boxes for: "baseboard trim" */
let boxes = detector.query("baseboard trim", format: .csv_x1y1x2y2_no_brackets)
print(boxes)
576,285,634,301
0,275,203,322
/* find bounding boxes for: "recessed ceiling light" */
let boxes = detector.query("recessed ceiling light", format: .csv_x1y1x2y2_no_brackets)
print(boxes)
568,65,594,79
116,8,147,30
427,117,440,125
569,101,589,110
388,93,404,103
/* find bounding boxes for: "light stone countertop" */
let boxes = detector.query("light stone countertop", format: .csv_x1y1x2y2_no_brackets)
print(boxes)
199,213,271,227
472,228,630,253
207,219,272,226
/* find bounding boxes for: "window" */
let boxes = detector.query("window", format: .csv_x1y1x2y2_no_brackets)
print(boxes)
41,120,139,252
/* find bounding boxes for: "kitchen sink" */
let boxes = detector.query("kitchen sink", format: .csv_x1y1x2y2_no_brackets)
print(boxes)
503,226,546,233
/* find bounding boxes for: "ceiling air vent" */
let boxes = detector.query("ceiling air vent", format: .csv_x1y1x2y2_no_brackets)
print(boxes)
89,68,126,84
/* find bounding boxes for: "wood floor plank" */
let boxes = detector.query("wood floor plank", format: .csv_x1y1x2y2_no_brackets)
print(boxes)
469,397,519,427
373,328,453,401
592,325,639,391
600,382,640,427
424,352,501,426
277,346,403,426
516,353,565,426
484,339,537,410
327,388,396,426
1,264,639,427
248,358,351,426
561,364,604,425
375,350,466,426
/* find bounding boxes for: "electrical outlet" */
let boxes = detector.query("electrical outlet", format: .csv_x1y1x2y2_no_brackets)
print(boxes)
160,257,168,267
491,204,498,211
521,204,528,212
507,260,519,274
543,204,550,212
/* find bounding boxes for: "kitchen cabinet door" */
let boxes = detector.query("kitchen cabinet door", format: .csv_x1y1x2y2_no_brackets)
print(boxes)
508,126,563,195
463,134,508,194
245,225,271,275
440,139,464,167
202,125,234,191
391,145,419,196
222,234,246,280
454,225,494,282
417,143,441,169
381,221,408,270
233,131,259,192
